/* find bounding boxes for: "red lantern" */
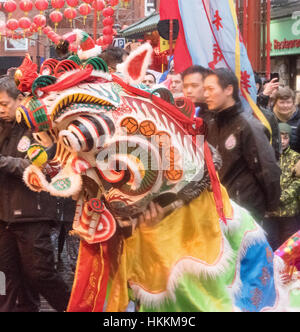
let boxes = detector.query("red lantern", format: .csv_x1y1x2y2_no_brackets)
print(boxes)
33,14,46,30
103,7,114,17
53,35,61,44
30,23,38,32
6,19,19,32
79,3,91,16
66,0,78,7
109,0,119,6
103,26,113,35
93,0,105,21
4,1,17,18
64,7,77,26
51,0,65,10
50,10,63,31
35,0,49,13
47,31,56,40
103,17,114,26
82,0,93,3
79,4,92,25
92,0,105,11
43,26,52,34
103,34,113,45
19,17,32,30
20,0,33,15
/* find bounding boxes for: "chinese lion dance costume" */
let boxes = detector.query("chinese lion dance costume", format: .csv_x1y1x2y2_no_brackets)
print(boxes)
15,30,300,312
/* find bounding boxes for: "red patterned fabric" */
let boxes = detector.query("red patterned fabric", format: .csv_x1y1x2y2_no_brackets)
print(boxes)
67,241,109,312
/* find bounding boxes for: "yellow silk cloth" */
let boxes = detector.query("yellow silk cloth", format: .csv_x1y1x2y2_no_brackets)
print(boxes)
106,186,233,312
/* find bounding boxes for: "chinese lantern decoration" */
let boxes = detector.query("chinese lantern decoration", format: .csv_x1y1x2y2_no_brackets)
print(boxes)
103,26,113,36
102,34,113,46
30,23,38,34
51,0,65,11
66,0,79,7
102,6,115,47
6,19,19,32
92,0,105,21
53,34,61,45
43,26,52,35
102,6,114,17
50,10,63,31
33,14,46,34
103,16,114,26
78,3,92,25
64,7,77,27
109,0,119,7
4,1,17,18
47,30,57,41
19,0,33,16
19,17,32,37
35,0,49,14
19,17,32,30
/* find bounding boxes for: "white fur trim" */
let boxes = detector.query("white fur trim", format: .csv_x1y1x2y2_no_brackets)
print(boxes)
121,43,153,85
23,165,50,193
129,236,235,308
91,70,112,81
24,163,83,198
78,45,102,60
220,200,244,235
47,164,82,198
227,222,267,298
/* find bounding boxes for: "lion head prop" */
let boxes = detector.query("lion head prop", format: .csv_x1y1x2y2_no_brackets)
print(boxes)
16,30,224,244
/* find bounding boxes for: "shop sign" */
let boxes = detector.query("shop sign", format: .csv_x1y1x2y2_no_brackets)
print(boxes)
271,12,300,56
113,38,126,48
144,0,156,17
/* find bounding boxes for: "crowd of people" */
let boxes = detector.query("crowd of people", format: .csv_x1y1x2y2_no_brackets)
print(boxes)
0,44,299,312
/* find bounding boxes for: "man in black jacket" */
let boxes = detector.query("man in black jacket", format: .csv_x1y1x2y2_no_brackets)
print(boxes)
203,68,281,221
0,76,70,312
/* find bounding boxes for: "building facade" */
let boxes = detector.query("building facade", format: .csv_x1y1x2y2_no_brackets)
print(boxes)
0,0,159,74
270,1,300,90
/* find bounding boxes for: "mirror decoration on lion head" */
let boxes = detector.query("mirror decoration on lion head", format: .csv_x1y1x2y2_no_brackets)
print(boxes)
15,29,224,244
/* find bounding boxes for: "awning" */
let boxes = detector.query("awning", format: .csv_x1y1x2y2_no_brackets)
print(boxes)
119,12,160,39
